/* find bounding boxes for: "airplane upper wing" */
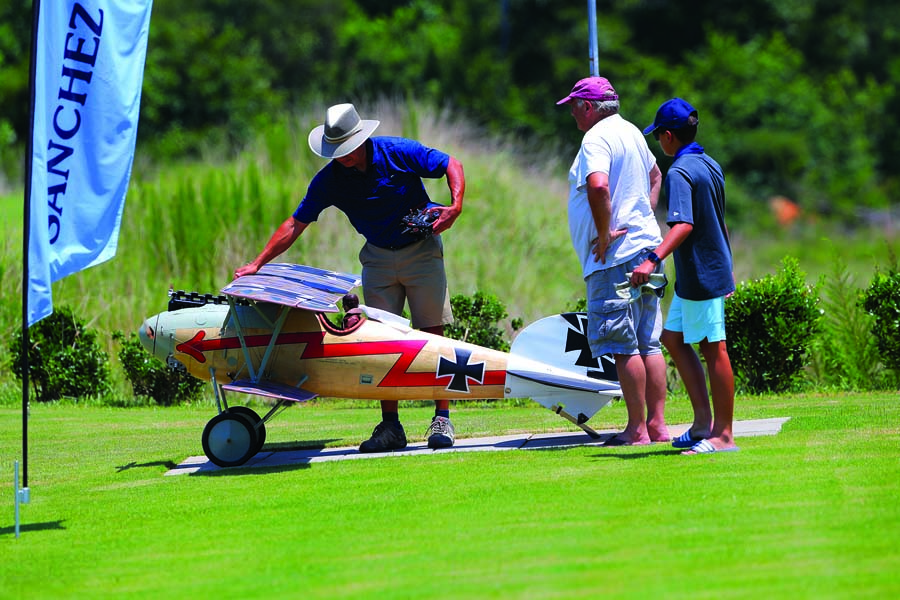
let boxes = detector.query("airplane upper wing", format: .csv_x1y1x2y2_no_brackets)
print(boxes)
221,263,361,312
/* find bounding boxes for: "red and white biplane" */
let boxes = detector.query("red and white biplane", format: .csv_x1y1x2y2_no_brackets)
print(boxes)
138,263,620,467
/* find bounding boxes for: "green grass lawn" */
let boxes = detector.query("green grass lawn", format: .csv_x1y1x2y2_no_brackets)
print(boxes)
2,393,899,598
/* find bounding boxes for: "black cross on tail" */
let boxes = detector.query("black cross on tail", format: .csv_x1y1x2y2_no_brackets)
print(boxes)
562,313,599,368
561,312,619,382
437,348,485,393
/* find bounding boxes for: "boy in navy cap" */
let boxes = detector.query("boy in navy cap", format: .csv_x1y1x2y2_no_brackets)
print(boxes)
632,98,738,454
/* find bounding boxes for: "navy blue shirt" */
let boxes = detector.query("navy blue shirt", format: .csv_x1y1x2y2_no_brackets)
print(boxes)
665,151,735,300
293,136,450,248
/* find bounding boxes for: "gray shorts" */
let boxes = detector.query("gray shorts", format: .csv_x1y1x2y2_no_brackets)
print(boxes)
359,235,454,329
585,250,663,357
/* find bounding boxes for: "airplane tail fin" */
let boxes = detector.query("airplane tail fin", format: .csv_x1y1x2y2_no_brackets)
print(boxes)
507,313,621,427
510,312,619,382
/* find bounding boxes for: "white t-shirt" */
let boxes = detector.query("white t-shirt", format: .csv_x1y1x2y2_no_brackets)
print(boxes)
567,113,661,279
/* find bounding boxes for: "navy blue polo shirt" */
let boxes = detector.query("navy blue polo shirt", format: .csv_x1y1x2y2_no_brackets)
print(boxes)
293,136,449,248
665,152,735,300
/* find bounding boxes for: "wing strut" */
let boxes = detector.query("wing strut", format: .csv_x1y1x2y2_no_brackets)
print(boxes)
227,296,258,382
225,296,292,384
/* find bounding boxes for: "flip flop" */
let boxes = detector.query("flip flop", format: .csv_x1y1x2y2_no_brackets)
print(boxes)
671,429,703,449
602,434,629,447
683,439,740,455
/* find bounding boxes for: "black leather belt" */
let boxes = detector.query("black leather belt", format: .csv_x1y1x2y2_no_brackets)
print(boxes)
374,238,421,251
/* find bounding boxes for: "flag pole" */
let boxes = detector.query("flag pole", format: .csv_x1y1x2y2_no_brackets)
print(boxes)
587,0,599,77
21,0,41,499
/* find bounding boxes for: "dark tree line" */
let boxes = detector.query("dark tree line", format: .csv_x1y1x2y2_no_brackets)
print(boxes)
2,0,898,223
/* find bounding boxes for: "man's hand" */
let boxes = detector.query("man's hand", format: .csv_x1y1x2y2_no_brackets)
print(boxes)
630,260,656,287
591,228,627,263
233,263,260,279
432,205,461,235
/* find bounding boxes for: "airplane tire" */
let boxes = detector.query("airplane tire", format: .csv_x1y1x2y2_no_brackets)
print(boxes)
202,412,258,467
226,406,267,454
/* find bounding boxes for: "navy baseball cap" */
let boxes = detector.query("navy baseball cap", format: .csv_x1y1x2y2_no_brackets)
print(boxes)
642,98,698,135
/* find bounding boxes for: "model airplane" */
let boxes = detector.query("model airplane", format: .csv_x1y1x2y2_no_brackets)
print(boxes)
138,263,621,467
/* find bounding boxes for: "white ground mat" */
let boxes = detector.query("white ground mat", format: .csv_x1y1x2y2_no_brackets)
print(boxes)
166,417,790,475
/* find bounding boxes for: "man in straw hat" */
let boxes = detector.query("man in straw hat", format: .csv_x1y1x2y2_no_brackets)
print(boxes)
557,76,669,446
235,103,465,452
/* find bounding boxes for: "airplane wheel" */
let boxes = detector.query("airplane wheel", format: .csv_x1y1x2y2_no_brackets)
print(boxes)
202,412,258,467
226,406,267,454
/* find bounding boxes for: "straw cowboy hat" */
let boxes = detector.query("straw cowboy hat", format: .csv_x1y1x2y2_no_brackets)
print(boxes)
308,103,380,159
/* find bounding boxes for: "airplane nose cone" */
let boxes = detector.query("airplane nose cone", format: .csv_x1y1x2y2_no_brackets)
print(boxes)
140,312,179,366
138,316,158,357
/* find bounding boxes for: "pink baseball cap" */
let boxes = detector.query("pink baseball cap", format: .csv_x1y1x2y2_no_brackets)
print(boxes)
556,76,619,105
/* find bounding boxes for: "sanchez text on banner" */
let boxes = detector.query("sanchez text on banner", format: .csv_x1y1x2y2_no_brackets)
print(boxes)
27,0,153,326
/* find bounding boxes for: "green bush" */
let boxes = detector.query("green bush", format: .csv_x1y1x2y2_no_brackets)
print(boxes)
114,332,207,406
725,257,822,394
567,297,587,313
445,291,522,352
8,306,111,402
860,267,900,377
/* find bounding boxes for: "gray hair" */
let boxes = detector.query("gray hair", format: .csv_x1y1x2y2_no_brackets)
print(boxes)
576,98,620,115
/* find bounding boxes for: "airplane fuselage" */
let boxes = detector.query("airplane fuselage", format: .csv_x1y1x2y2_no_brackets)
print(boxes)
140,303,511,401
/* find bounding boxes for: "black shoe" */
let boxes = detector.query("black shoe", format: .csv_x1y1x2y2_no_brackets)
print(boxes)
359,421,407,453
427,416,455,449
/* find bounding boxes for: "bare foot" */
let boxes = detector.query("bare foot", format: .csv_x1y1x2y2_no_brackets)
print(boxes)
648,427,670,443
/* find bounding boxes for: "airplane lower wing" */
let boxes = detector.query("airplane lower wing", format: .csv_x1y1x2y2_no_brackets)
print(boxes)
222,379,319,403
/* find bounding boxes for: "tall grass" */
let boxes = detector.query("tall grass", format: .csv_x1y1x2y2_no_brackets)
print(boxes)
1,102,898,389
807,253,899,390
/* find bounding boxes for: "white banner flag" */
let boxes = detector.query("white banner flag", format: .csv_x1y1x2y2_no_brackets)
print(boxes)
27,0,153,326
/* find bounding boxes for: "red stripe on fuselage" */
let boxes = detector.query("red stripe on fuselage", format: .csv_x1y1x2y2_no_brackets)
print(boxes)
176,329,505,389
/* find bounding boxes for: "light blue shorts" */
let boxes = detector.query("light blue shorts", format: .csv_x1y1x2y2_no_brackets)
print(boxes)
585,250,663,357
664,292,727,344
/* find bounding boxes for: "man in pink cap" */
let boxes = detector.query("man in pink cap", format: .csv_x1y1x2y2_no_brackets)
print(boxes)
557,77,669,446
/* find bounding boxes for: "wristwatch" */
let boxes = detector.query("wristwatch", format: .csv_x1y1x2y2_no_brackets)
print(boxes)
647,251,662,265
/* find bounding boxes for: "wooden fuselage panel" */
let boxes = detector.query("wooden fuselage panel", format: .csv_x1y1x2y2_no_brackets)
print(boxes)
171,306,510,400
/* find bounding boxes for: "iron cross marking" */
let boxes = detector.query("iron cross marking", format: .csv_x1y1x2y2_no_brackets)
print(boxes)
437,348,485,393
561,312,619,382
562,312,599,368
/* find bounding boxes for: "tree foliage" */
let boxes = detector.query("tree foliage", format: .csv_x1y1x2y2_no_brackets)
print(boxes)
1,0,898,220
